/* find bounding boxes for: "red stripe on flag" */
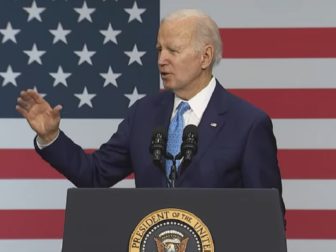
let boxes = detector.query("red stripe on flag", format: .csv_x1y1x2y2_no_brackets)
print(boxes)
286,210,336,239
0,210,334,239
0,149,64,179
0,149,134,179
0,210,64,239
220,28,336,58
230,89,336,118
279,150,336,179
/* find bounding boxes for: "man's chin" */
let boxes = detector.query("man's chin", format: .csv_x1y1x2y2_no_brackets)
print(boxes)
161,81,174,91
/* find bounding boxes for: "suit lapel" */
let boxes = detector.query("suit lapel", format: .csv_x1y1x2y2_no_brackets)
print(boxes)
177,82,231,183
152,91,174,186
153,91,175,130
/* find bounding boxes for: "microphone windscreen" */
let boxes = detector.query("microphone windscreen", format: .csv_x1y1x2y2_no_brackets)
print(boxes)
183,124,198,139
152,126,167,140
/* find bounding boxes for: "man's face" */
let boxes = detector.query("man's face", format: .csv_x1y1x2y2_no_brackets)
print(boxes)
156,18,204,98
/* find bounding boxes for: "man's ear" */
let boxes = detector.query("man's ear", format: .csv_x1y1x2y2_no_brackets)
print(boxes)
200,44,214,69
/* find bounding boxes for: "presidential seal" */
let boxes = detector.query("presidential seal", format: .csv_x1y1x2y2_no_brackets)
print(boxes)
129,208,214,252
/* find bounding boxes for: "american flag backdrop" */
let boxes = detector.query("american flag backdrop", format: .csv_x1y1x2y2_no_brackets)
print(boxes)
0,0,335,251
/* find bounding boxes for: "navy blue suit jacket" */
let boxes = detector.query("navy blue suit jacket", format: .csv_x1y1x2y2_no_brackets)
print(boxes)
36,81,284,211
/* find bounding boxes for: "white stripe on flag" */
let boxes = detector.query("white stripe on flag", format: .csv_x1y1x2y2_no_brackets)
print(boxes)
0,240,62,252
273,119,336,149
3,119,336,149
283,180,336,210
0,119,122,149
214,59,336,89
0,179,135,210
161,0,336,28
1,179,335,210
0,239,336,252
287,239,336,252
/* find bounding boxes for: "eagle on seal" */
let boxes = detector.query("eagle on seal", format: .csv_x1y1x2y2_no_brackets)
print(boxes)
154,230,189,252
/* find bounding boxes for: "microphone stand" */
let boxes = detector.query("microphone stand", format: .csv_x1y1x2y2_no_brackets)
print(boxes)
166,153,182,188
169,158,178,188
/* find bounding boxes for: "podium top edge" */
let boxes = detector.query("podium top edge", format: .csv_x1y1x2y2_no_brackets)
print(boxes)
67,187,280,193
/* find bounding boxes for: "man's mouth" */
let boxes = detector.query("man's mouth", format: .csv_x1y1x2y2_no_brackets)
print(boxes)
160,72,171,78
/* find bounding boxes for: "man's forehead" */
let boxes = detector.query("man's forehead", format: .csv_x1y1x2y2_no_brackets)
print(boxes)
158,19,196,39
161,17,197,30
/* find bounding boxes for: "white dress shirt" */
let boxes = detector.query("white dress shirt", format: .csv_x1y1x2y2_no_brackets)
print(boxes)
170,76,216,127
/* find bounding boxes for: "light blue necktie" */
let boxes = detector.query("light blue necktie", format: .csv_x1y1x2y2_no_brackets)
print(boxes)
166,101,190,177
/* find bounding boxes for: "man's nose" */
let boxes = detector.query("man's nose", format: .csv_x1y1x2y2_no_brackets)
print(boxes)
158,50,168,66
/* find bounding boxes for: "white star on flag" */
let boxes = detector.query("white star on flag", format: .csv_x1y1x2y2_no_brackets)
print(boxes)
49,23,71,44
0,65,21,87
0,22,20,43
100,23,122,45
23,43,46,65
23,0,46,22
74,86,96,108
49,66,72,87
124,44,146,65
74,1,96,23
74,44,96,65
100,66,121,87
124,1,146,23
125,87,146,107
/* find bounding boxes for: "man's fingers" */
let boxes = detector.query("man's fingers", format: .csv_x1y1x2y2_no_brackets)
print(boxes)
20,89,43,104
16,97,31,111
17,89,50,113
15,105,28,118
20,90,34,101
27,89,44,103
54,104,63,112
52,104,63,117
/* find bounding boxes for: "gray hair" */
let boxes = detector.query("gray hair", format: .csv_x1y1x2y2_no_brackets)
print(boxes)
162,9,222,66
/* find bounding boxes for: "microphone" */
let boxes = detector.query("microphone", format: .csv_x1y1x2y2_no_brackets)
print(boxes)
149,127,167,169
179,124,198,165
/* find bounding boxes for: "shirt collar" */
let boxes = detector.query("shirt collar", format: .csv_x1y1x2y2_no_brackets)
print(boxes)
173,77,216,119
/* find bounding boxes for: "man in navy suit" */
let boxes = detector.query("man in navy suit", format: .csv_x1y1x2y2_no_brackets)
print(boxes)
16,9,285,214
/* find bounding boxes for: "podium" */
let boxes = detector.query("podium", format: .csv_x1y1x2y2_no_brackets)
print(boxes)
62,188,287,252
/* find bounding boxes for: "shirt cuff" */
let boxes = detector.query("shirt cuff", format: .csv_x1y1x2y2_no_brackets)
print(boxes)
36,130,60,149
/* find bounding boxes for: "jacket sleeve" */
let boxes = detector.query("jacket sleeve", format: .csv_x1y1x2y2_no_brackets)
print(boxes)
240,113,286,216
34,104,138,188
